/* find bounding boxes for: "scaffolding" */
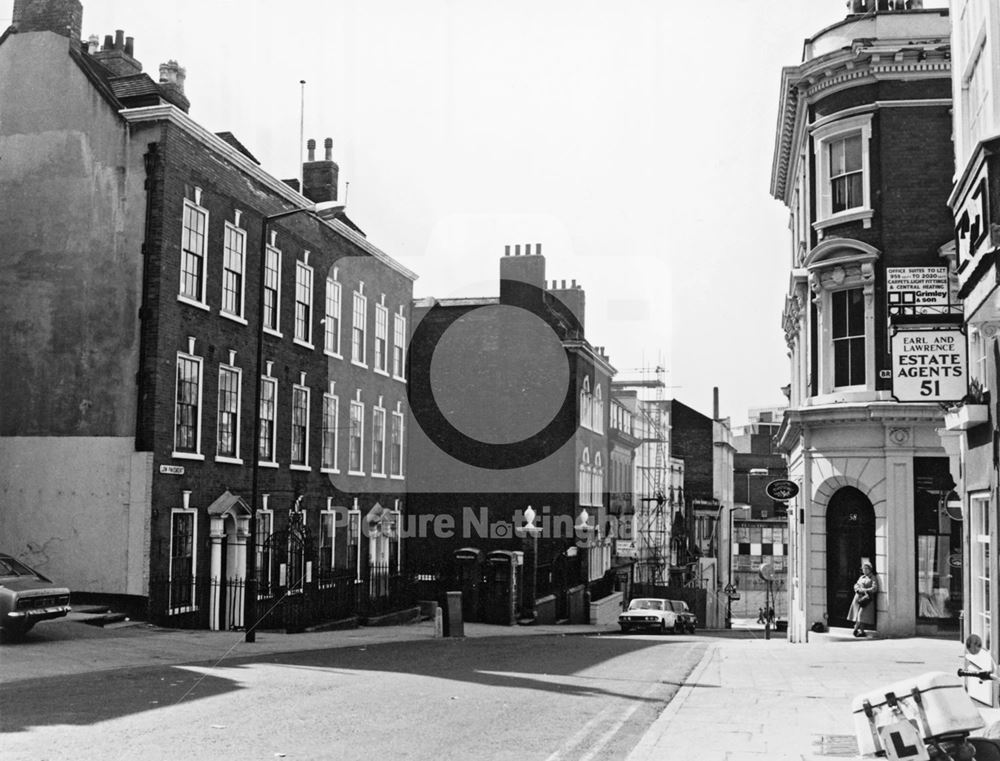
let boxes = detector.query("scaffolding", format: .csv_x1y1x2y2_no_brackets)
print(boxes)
614,366,670,585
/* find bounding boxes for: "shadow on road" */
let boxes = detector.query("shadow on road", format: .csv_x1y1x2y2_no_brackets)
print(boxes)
0,632,706,733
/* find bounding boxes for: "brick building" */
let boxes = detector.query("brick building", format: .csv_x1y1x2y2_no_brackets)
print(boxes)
770,4,958,640
0,0,416,629
405,246,617,624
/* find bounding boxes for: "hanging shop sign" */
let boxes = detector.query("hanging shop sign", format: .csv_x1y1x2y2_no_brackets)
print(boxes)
765,479,799,501
890,325,967,402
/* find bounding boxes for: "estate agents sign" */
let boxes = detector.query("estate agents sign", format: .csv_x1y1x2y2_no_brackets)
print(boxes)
890,326,967,402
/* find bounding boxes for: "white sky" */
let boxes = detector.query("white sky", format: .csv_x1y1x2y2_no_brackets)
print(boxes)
13,0,948,424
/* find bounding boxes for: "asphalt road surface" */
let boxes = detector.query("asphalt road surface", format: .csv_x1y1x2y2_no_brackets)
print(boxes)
1,632,706,761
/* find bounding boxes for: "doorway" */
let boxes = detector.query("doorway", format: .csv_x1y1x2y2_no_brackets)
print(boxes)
826,487,876,628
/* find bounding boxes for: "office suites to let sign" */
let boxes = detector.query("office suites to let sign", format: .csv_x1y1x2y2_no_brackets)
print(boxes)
890,326,967,402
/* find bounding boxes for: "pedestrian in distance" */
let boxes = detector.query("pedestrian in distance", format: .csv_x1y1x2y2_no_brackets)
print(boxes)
848,562,878,637
756,607,765,625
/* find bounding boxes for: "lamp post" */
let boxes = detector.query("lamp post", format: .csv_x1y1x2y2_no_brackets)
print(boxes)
244,201,336,643
517,506,542,623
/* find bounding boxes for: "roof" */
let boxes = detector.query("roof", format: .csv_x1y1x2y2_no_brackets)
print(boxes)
215,132,260,165
206,490,250,516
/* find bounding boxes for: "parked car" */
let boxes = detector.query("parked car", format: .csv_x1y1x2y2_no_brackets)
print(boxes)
0,553,71,639
666,599,697,633
619,597,681,634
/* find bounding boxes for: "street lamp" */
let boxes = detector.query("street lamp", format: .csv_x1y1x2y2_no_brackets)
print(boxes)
245,200,340,643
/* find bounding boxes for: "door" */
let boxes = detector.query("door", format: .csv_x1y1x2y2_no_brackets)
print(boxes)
826,487,876,628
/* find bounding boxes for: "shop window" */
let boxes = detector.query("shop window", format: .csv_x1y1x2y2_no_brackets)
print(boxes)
914,458,961,623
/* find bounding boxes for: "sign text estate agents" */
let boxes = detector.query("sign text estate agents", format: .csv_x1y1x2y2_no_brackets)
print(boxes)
890,327,967,402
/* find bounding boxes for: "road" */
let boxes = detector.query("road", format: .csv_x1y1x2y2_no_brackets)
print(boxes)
1,630,705,761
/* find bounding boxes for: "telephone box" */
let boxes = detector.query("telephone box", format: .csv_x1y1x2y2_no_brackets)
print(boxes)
484,550,521,625
452,547,484,622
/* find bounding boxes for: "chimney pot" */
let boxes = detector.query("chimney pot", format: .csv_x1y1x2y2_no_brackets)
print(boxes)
536,243,542,255
515,245,521,256
505,245,510,257
103,34,113,50
324,137,333,161
307,139,316,161
561,279,566,289
125,36,134,56
571,279,577,288
87,34,99,54
114,30,124,50
524,243,531,256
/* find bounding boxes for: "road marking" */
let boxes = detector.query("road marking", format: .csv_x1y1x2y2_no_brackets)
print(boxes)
544,643,700,761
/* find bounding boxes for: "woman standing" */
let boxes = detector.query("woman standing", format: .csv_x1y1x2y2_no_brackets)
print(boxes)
848,562,878,637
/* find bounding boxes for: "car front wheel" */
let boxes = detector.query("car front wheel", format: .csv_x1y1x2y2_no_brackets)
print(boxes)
620,624,630,633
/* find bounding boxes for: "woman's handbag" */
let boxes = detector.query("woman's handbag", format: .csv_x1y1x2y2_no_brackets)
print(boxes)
855,591,872,608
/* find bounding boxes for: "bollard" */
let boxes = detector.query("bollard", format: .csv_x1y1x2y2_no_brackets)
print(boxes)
445,591,464,637
434,606,444,638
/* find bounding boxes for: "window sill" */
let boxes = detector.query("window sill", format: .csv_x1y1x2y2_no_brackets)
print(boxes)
814,208,874,233
811,389,878,405
220,312,248,326
264,328,283,339
293,338,315,351
351,360,369,370
371,471,387,479
374,368,390,377
290,464,311,472
258,460,279,469
390,474,405,481
171,451,205,461
320,467,340,475
215,456,244,465
177,295,211,312
347,470,366,477
393,374,407,384
324,350,343,360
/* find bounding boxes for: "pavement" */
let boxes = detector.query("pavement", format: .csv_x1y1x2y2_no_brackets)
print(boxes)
3,613,999,760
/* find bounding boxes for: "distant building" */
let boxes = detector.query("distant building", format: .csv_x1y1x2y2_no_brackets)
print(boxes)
771,4,957,640
0,0,416,629
405,246,617,624
729,408,789,620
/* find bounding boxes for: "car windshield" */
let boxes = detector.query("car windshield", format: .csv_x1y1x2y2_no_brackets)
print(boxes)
628,599,663,611
0,557,36,576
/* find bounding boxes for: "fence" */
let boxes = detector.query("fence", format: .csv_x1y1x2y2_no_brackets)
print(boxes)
149,564,417,632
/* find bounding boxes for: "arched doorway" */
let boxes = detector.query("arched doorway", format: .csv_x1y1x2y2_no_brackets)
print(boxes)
826,487,876,628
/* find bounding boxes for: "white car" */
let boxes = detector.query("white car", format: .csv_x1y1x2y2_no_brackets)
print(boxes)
618,597,680,634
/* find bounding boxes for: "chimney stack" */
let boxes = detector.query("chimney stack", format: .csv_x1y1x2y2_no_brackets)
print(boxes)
302,136,339,204
91,28,143,76
158,60,190,113
12,0,83,41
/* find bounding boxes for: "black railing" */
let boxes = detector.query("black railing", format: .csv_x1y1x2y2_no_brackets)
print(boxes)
149,564,416,632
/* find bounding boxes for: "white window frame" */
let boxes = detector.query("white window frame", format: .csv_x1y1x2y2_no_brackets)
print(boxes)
221,220,247,323
349,399,365,475
970,492,992,649
258,375,279,467
579,447,591,506
324,277,342,358
392,312,407,381
215,363,242,464
352,289,368,368
173,350,204,460
812,114,873,231
318,506,336,586
580,377,592,430
179,197,209,309
290,382,311,470
263,243,282,337
829,287,867,391
371,403,387,477
593,384,604,434
593,451,604,507
294,260,314,348
321,390,340,473
168,507,197,614
374,302,389,375
390,406,405,480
